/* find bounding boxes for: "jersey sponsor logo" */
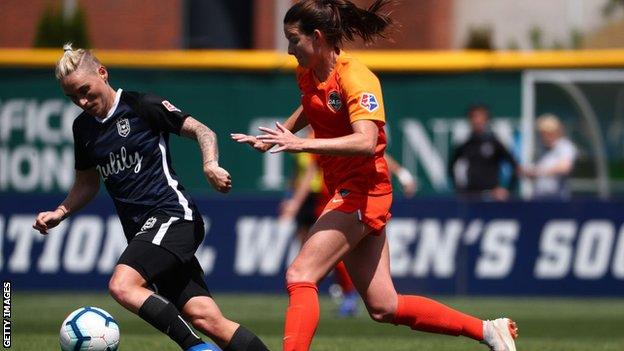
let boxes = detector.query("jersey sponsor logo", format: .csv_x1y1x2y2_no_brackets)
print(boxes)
162,100,181,113
141,217,157,231
327,91,343,112
359,93,379,112
95,147,143,181
116,118,130,137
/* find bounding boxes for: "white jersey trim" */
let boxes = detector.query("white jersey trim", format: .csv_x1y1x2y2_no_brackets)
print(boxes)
96,88,123,123
152,216,179,245
158,134,193,220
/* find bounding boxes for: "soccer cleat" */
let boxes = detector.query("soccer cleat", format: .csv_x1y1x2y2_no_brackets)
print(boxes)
338,290,359,317
329,284,343,305
482,318,518,351
186,341,221,351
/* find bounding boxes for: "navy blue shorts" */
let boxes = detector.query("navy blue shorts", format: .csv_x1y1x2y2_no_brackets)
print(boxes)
117,215,211,309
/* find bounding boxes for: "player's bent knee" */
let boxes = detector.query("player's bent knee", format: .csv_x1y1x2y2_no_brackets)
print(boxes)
108,275,138,304
108,278,127,303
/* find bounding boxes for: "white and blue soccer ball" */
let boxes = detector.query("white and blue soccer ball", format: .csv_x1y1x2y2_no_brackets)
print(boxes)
59,306,120,351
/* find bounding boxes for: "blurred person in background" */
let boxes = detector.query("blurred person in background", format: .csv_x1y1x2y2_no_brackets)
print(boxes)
523,113,577,199
385,153,418,198
449,104,520,201
278,131,327,233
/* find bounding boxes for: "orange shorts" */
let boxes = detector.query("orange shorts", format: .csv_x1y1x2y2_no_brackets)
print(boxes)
321,189,392,233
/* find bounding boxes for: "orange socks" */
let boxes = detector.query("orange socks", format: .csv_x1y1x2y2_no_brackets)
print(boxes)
392,295,483,341
334,261,355,294
283,285,484,351
283,282,319,351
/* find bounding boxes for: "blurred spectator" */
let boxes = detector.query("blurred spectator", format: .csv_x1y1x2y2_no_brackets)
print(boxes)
449,104,519,200
278,151,325,233
385,154,418,198
523,114,577,199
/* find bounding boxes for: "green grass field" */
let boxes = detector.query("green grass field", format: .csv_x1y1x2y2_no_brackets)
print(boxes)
10,292,624,350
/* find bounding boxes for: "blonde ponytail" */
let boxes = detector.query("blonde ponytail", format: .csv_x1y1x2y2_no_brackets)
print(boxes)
55,42,100,79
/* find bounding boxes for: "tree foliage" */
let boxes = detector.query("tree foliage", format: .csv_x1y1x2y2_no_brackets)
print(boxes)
603,0,624,17
464,25,493,50
34,2,90,48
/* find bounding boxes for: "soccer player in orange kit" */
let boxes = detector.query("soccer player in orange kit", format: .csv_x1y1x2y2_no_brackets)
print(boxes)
232,1,519,350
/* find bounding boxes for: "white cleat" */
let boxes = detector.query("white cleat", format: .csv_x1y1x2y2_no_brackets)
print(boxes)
482,318,518,351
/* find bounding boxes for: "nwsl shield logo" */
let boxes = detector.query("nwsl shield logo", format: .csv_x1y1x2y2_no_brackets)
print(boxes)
327,91,343,112
360,93,379,112
116,118,130,137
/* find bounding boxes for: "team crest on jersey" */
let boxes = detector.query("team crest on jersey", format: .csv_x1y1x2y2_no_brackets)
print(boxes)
116,118,130,137
162,100,181,112
141,217,157,231
359,93,379,112
327,91,343,112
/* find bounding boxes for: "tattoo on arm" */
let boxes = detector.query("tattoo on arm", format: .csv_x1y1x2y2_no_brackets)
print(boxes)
181,117,219,167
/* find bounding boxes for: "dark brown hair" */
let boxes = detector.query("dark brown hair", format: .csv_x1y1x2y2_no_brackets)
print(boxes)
466,104,491,119
284,0,394,47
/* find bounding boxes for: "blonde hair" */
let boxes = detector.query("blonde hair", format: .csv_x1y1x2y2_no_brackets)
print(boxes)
55,43,101,79
536,113,563,135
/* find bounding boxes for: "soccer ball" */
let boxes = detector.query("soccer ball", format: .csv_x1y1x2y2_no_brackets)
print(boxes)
59,306,120,351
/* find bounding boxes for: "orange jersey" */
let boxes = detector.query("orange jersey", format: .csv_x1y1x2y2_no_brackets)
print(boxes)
296,51,392,195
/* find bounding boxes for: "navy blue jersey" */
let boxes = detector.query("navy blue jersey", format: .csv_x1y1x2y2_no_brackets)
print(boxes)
72,89,199,240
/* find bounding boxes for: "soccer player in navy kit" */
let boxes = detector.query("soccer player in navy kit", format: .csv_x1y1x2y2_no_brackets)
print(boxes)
32,44,269,351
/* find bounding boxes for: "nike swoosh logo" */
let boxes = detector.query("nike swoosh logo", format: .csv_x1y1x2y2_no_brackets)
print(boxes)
331,199,343,203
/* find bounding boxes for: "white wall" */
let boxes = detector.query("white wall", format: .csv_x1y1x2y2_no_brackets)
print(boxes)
452,0,616,50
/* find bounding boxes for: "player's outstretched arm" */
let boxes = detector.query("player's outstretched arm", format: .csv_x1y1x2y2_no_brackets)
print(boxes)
33,168,100,234
231,105,308,153
258,119,378,156
180,116,232,193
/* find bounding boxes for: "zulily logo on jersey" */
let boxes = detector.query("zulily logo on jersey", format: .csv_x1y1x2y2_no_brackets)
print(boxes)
360,93,379,112
95,147,143,181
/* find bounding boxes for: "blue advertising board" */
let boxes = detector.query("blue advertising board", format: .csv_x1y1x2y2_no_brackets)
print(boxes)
2,195,624,296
